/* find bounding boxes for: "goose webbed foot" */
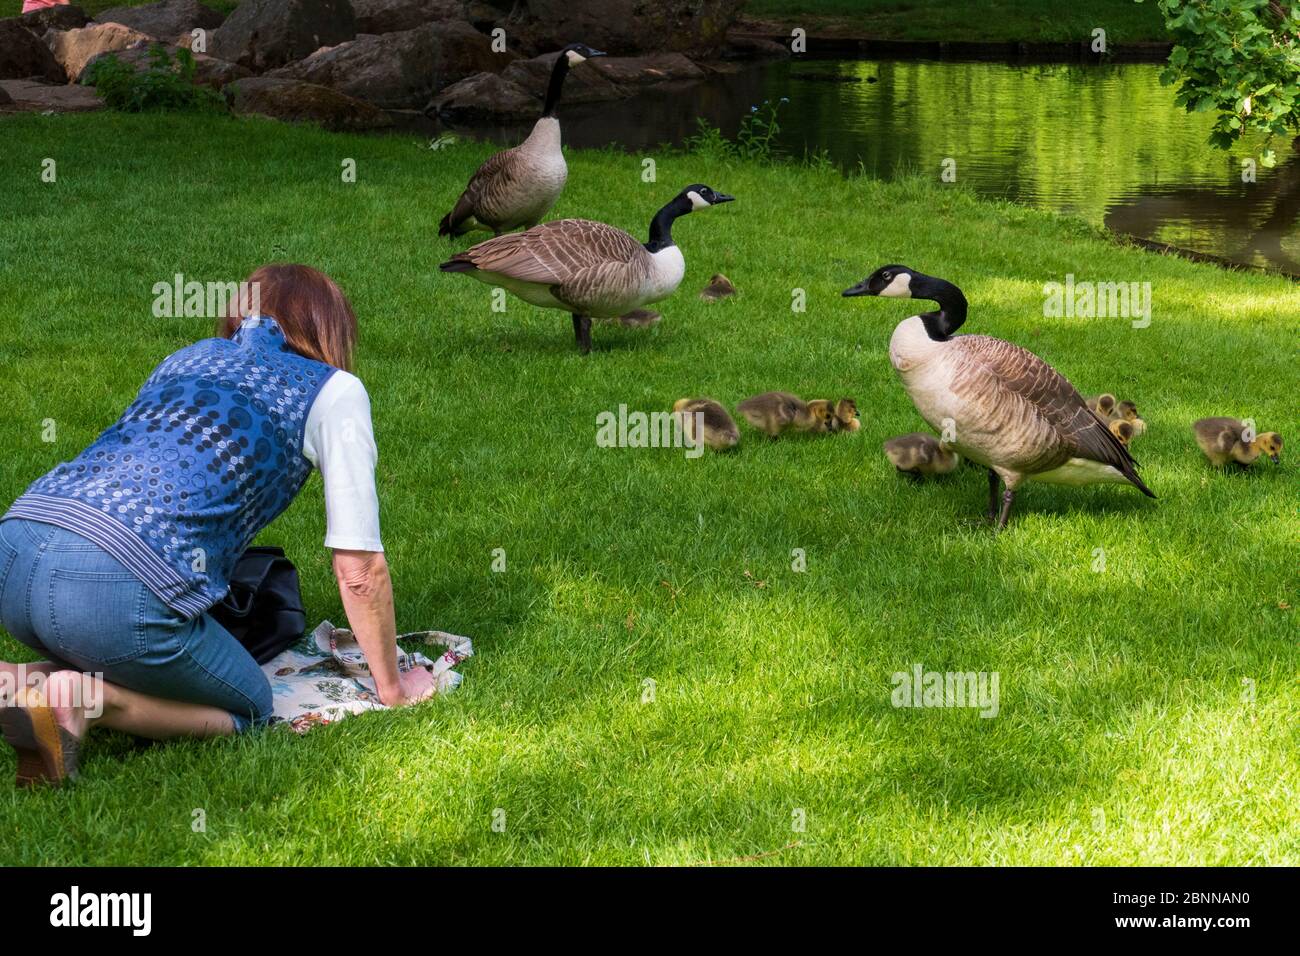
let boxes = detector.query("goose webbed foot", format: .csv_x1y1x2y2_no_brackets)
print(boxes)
986,469,1000,520
572,313,593,355
996,488,1015,530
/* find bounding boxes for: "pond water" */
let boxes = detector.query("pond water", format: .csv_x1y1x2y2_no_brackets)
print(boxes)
428,58,1300,275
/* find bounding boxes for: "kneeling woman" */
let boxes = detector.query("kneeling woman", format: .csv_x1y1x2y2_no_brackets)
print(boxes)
0,265,433,786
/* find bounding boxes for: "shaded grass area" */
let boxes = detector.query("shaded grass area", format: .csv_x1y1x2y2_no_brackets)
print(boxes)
0,112,1295,865
743,0,1168,43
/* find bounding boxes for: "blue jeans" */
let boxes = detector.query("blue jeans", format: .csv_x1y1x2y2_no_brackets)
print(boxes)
0,518,272,733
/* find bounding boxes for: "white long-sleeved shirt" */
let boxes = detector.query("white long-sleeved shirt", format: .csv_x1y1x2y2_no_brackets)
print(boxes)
302,371,383,552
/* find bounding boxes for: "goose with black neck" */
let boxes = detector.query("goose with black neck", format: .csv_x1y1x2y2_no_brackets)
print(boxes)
843,264,1155,528
440,184,734,353
438,43,606,239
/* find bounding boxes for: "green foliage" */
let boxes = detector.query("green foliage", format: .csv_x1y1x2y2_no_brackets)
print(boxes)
85,45,225,115
685,98,790,163
1142,0,1300,164
744,0,1168,42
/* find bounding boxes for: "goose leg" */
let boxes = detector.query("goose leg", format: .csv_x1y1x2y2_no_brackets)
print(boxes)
996,488,1015,530
572,314,592,355
987,469,1000,520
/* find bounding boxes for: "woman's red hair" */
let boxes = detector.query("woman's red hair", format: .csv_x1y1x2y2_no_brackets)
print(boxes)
220,264,357,372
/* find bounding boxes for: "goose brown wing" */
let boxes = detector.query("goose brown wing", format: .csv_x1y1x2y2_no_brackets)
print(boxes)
448,219,644,286
462,149,519,212
953,335,1153,495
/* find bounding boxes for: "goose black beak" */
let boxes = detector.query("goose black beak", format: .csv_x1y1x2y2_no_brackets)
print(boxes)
1270,453,1280,463
590,48,607,57
712,193,735,205
841,280,874,297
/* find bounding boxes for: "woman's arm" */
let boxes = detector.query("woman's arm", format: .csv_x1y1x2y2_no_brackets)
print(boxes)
332,549,433,706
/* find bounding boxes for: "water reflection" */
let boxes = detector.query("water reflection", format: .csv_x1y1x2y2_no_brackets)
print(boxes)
431,58,1299,274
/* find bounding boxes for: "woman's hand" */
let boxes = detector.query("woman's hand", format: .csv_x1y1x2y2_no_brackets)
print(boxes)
386,667,437,707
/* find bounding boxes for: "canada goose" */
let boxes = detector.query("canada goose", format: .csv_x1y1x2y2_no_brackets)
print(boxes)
1192,417,1283,467
1086,393,1117,419
736,391,814,436
673,398,739,451
843,265,1155,528
883,433,961,476
437,43,606,238
700,273,737,301
439,184,734,353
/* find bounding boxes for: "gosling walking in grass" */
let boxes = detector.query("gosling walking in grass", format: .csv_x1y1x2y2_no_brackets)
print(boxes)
843,264,1154,528
439,184,733,354
736,392,858,436
673,398,739,451
884,433,961,477
1193,417,1283,467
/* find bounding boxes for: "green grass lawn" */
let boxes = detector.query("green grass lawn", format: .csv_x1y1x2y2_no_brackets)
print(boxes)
744,0,1168,43
0,111,1295,865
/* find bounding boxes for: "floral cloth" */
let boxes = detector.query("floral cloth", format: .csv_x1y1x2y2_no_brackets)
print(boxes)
262,620,473,733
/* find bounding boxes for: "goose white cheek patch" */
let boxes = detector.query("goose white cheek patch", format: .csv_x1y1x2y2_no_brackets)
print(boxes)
879,273,913,298
566,51,587,65
686,190,709,210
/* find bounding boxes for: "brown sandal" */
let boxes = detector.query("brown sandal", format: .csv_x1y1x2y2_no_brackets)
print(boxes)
0,688,80,787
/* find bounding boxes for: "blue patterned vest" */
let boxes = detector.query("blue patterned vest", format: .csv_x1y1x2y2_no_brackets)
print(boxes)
6,317,337,618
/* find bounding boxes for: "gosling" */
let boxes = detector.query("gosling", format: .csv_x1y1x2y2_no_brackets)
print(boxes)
1086,393,1117,420
834,398,860,433
699,274,736,301
883,433,961,476
807,398,860,434
736,391,815,436
1193,417,1283,467
673,398,739,451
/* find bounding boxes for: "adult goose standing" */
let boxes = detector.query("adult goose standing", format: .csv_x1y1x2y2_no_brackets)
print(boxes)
439,184,734,353
437,43,606,238
842,265,1155,528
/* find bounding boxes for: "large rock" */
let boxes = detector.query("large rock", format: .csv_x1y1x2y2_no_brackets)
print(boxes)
81,42,251,90
587,53,706,86
514,0,744,57
501,51,625,105
94,1,226,45
267,20,508,109
350,0,460,34
0,78,103,112
498,51,704,108
47,22,155,83
428,70,537,122
18,4,91,34
210,0,356,72
0,19,66,82
225,76,393,131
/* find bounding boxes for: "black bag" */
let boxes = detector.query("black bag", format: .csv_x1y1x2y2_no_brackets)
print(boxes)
209,546,307,665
